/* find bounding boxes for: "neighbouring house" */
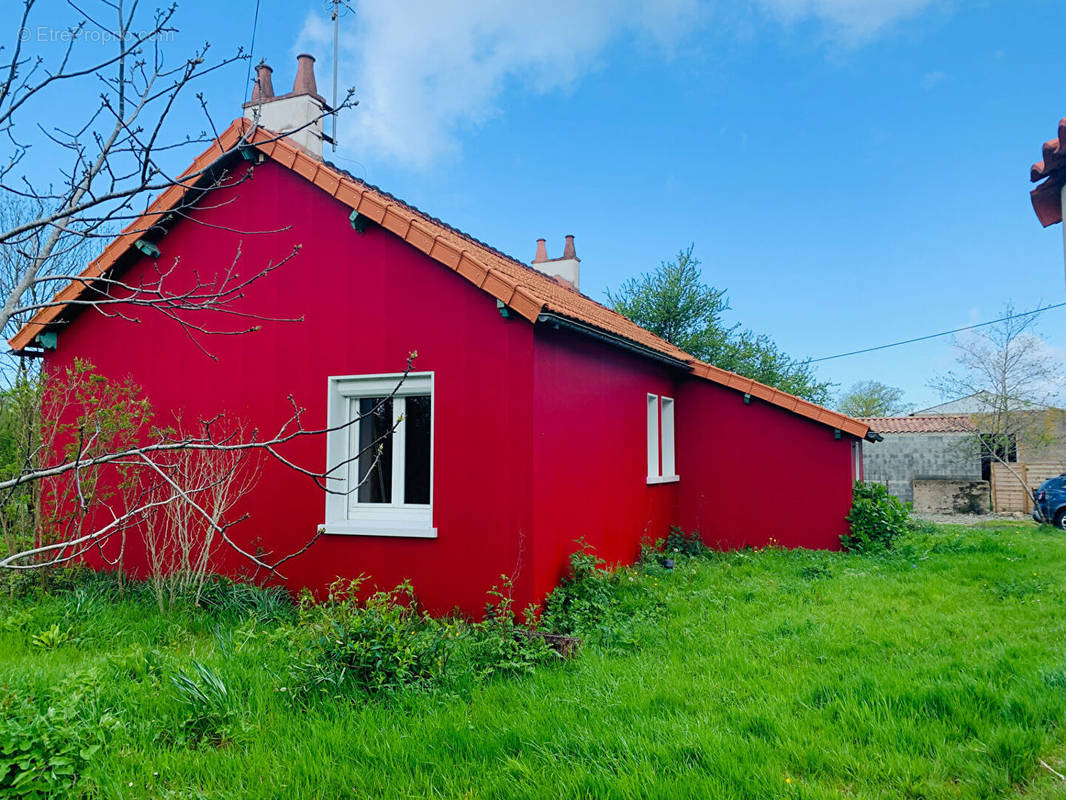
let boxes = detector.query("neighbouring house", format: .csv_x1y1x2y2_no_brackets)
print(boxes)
912,395,1066,513
859,416,986,513
10,56,875,615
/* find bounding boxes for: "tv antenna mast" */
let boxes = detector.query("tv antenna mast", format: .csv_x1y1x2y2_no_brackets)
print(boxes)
325,0,354,152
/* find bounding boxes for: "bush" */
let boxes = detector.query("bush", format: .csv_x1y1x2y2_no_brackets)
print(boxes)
540,545,619,638
289,579,452,698
663,526,707,558
466,577,554,677
842,481,910,553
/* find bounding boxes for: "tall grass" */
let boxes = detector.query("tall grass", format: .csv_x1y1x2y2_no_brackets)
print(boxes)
3,521,1066,798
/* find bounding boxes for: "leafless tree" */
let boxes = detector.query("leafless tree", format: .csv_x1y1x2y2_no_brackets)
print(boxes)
0,1,400,587
933,304,1064,517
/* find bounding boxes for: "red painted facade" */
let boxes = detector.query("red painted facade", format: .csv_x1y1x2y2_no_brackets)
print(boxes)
42,157,861,615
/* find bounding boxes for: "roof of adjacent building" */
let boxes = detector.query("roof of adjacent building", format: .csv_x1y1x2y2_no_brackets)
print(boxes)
1030,117,1066,227
860,415,976,434
911,392,1052,416
9,117,871,440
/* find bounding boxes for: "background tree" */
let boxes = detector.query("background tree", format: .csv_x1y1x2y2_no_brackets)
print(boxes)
932,304,1063,517
607,246,832,404
837,381,909,417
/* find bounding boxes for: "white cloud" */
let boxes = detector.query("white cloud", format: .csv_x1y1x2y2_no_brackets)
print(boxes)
296,0,944,169
753,0,940,40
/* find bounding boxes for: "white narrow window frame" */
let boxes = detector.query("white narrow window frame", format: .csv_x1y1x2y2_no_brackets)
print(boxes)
647,393,679,485
323,371,436,538
647,393,660,481
660,396,676,479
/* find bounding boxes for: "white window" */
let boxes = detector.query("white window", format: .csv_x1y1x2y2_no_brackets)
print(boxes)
647,393,679,484
323,372,435,537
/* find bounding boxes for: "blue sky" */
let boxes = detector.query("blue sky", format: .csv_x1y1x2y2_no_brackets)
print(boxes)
18,0,1066,409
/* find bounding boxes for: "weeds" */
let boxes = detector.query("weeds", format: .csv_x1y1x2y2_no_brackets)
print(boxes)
30,622,71,649
171,661,239,747
0,677,118,797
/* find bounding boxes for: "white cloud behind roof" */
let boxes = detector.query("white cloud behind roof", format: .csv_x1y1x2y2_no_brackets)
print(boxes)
297,0,942,169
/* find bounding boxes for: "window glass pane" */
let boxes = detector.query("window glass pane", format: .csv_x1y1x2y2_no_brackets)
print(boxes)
404,394,431,504
356,397,392,504
661,397,675,477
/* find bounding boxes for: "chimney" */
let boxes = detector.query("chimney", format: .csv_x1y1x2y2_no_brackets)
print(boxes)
243,53,330,158
250,62,274,103
530,236,580,290
533,238,548,263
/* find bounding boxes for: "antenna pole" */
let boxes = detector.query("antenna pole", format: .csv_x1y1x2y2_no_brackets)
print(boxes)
331,0,339,151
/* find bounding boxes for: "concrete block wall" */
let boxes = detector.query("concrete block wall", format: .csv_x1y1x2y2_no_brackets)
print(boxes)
862,432,980,503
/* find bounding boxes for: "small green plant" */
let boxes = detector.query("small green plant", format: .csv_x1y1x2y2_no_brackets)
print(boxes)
198,577,294,624
0,683,116,797
31,623,71,649
842,481,910,553
467,576,554,677
171,661,238,747
663,526,707,557
540,543,619,638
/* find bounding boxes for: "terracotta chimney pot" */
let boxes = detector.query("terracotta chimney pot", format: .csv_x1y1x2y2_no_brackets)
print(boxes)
562,234,577,260
251,62,274,103
533,238,548,263
293,53,318,96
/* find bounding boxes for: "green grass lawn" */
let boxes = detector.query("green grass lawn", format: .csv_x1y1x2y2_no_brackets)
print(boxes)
5,521,1066,799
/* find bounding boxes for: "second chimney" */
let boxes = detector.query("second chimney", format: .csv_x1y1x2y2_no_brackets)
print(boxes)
531,235,580,290
243,54,330,158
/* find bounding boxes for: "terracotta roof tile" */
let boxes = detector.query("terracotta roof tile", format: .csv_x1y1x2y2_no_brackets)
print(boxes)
1030,117,1066,227
9,118,870,440
859,415,976,434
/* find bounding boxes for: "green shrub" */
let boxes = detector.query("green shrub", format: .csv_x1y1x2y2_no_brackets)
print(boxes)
289,579,452,698
842,481,910,553
663,526,707,557
466,577,554,677
540,545,619,637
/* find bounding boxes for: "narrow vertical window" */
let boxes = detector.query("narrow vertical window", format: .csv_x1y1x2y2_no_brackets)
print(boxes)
647,393,679,484
661,397,676,478
647,394,659,481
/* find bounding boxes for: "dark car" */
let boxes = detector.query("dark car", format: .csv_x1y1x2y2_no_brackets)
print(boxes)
1033,474,1066,529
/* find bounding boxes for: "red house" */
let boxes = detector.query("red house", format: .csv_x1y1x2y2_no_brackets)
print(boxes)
11,58,873,615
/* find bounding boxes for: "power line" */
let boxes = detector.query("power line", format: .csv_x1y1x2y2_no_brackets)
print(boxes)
809,301,1066,363
243,0,262,104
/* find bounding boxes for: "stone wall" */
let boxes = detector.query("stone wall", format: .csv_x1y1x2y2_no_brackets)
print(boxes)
912,479,990,514
862,432,980,504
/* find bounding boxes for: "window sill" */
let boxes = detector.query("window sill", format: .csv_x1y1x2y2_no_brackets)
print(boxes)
319,522,437,539
647,475,680,485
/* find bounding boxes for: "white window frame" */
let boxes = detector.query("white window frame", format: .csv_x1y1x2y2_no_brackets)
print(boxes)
647,393,679,485
647,393,659,481
322,371,436,538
